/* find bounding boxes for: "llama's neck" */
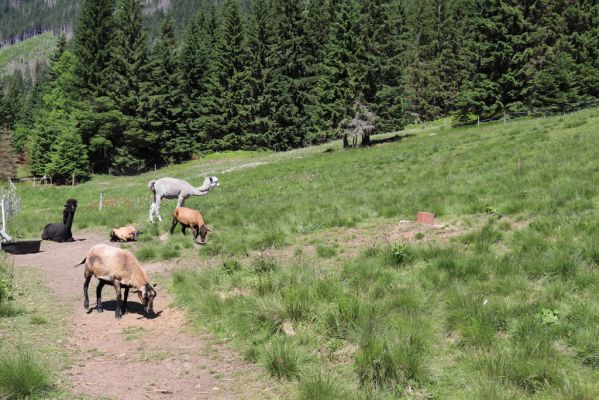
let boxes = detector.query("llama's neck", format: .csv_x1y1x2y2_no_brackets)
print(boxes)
65,208,75,231
193,178,211,195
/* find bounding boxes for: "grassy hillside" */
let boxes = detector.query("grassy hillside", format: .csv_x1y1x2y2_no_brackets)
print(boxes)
7,108,599,398
0,33,56,78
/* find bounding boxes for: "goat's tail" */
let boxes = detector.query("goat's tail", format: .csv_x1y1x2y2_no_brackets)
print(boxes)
73,257,86,268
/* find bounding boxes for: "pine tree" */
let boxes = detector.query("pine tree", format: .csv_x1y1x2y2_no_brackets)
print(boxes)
316,0,362,136
267,0,313,149
372,0,409,132
2,73,24,130
29,51,90,178
0,128,16,180
208,0,252,151
180,10,212,130
104,0,153,171
456,0,529,121
147,12,188,163
245,0,277,148
45,125,90,184
73,0,115,97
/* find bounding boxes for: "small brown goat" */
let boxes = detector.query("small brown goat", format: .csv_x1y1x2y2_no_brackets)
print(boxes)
110,225,139,242
76,244,157,319
170,207,210,244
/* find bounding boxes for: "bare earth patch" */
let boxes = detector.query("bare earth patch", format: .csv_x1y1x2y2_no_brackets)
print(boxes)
10,232,283,400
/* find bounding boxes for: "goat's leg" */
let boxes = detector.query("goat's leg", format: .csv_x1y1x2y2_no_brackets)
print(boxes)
96,281,105,312
83,273,92,310
169,217,178,234
113,281,123,319
122,287,130,314
182,225,187,235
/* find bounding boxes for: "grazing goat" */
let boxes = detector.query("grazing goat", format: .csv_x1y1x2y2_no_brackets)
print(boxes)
170,207,210,244
41,199,77,242
75,244,157,319
110,225,139,242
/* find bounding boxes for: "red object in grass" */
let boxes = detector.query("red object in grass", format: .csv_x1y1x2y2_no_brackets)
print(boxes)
416,212,435,224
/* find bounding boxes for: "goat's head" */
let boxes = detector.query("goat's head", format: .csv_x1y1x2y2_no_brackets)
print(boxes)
197,225,211,245
136,283,157,316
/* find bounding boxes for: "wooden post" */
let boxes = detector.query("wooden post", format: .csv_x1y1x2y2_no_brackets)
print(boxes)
72,173,75,186
477,116,480,127
99,192,103,210
517,159,520,176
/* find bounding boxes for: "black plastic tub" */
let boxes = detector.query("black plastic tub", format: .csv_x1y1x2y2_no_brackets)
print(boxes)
1,240,41,255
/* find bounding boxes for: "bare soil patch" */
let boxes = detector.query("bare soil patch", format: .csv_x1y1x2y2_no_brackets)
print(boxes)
10,232,283,400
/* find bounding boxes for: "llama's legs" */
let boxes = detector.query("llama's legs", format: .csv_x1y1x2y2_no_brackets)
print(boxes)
149,202,155,223
96,280,105,312
155,199,162,222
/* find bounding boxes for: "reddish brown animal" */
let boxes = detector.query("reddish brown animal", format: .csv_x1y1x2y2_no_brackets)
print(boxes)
76,244,157,319
110,225,139,242
170,207,210,244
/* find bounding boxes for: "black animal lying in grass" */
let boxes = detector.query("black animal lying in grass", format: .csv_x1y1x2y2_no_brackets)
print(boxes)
41,199,78,242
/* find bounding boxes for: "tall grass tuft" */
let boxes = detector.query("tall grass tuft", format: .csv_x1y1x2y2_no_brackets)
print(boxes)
298,372,345,400
0,349,51,399
264,337,302,380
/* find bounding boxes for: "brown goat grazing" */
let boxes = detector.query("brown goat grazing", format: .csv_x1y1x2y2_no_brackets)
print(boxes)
110,225,139,242
170,207,210,244
76,244,157,319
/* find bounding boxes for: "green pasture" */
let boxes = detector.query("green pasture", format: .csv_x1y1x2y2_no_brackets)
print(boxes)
6,107,599,398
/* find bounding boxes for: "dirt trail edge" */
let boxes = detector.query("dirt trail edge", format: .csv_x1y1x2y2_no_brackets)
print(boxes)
11,232,281,400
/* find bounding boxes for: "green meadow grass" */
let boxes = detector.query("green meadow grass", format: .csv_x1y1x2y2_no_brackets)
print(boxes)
8,107,599,398
0,33,57,77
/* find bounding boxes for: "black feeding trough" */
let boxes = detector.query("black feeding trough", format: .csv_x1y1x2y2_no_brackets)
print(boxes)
1,240,41,255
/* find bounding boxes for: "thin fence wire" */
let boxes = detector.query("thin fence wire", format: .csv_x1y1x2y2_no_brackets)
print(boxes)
454,98,599,127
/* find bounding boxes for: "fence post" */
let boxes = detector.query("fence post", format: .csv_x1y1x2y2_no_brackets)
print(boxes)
99,192,103,210
477,116,480,127
72,173,75,187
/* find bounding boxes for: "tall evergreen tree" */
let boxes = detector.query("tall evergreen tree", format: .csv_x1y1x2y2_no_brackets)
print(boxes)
147,12,188,163
2,73,24,130
456,0,529,121
315,0,362,136
208,0,252,151
73,0,115,97
267,0,312,149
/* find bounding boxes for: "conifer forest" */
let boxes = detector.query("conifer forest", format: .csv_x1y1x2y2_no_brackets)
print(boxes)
0,0,598,181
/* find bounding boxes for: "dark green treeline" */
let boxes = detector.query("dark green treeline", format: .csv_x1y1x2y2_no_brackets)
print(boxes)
1,0,598,180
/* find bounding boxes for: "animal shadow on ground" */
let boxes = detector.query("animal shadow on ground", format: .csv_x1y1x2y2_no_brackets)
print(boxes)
88,300,162,320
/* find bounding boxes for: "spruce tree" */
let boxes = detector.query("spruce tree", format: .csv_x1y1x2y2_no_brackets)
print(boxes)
45,125,90,184
105,0,153,171
209,0,252,151
2,73,24,130
73,0,115,97
267,0,312,150
0,128,16,180
316,0,362,136
456,0,529,121
147,12,188,163
246,0,277,148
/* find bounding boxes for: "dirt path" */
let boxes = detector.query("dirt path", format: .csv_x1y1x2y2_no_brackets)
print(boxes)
11,233,282,400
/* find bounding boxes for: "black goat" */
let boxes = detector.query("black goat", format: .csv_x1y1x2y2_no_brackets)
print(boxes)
41,199,78,242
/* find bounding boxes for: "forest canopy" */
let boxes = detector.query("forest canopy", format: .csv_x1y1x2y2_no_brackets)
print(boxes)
1,0,598,180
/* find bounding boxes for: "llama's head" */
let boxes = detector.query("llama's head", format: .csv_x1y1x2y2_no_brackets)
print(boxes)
65,199,78,213
208,176,220,188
